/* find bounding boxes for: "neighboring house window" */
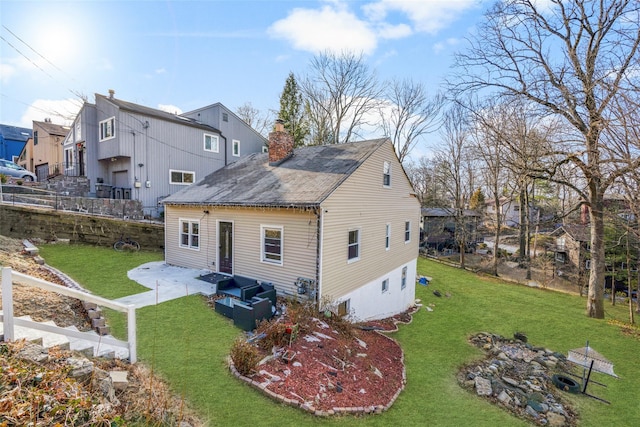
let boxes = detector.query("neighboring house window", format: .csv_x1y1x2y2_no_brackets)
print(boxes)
232,140,240,157
401,266,407,290
555,252,566,263
348,229,360,262
262,226,283,265
170,169,195,185
99,117,115,141
179,220,199,249
385,223,391,250
262,145,268,153
338,299,350,317
585,259,591,269
34,131,39,145
405,221,411,243
382,278,389,293
383,161,391,187
204,134,219,152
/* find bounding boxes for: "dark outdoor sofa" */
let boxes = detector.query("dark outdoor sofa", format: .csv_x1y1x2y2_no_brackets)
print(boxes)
216,275,277,306
232,297,272,331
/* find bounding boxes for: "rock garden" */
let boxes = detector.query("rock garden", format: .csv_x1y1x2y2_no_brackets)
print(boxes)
458,332,580,426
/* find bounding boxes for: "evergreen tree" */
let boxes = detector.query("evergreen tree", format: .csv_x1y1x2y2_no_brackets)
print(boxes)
469,188,485,211
278,72,309,147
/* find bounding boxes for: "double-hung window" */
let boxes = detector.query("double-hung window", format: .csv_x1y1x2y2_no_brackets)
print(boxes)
383,161,391,187
170,169,195,185
204,134,219,152
405,221,411,243
401,266,407,290
180,220,199,249
348,229,360,262
262,226,283,265
99,117,115,141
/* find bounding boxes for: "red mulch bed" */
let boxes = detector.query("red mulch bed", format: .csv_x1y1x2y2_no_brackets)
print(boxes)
232,306,419,414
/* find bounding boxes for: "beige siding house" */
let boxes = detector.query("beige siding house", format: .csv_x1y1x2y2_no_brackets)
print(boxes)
163,123,420,321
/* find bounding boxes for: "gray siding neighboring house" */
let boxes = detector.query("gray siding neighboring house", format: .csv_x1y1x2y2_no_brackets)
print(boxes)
163,123,420,321
62,92,267,217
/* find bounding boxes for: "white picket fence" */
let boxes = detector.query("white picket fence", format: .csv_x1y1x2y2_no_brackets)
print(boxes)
1,267,137,363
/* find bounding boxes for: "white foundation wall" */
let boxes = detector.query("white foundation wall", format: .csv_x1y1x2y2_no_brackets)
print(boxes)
336,259,417,322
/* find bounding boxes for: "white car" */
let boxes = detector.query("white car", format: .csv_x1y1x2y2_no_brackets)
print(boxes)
0,159,37,181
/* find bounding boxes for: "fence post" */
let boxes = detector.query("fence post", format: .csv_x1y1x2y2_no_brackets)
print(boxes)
1,267,15,341
127,304,137,363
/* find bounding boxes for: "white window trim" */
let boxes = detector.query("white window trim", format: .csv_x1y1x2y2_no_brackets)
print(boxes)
204,133,219,153
261,225,284,266
401,266,407,290
404,221,411,243
347,228,361,263
382,278,389,293
383,161,391,187
99,117,115,141
64,148,74,170
232,139,240,157
385,223,391,251
170,169,195,185
179,219,200,250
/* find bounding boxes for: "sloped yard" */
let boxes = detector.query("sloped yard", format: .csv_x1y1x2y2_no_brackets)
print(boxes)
15,244,640,426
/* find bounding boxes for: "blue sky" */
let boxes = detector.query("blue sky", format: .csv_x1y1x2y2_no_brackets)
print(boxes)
1,0,486,138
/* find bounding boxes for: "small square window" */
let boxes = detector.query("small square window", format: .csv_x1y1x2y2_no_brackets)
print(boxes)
338,299,350,317
382,278,389,293
204,134,219,152
179,219,200,249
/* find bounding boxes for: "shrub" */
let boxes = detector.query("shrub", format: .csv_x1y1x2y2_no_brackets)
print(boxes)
254,319,289,351
230,337,261,376
0,173,6,184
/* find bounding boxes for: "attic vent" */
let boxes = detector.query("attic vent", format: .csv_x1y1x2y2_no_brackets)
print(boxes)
222,113,228,122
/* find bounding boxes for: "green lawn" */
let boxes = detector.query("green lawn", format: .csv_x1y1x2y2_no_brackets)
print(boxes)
38,244,640,426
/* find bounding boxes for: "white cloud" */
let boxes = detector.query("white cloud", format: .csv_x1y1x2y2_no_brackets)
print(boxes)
364,0,478,34
268,4,377,54
376,22,412,40
158,104,183,115
155,68,166,74
269,0,477,56
0,62,18,84
20,98,82,128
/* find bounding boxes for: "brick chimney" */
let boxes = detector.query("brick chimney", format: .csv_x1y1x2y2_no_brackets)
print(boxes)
268,119,294,165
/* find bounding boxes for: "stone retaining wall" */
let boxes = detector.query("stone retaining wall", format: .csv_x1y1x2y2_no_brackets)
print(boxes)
0,204,164,251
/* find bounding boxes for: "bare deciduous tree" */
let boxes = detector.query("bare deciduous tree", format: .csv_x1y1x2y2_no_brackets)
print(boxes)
450,0,640,318
236,102,273,138
301,51,383,145
379,78,443,162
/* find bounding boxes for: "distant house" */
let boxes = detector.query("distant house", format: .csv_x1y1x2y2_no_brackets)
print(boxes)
163,123,420,321
551,224,590,276
0,124,32,163
63,91,267,217
485,197,539,228
18,119,70,181
421,207,481,252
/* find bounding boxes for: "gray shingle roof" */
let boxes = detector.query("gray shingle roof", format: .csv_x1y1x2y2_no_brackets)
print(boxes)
96,94,220,133
163,138,389,208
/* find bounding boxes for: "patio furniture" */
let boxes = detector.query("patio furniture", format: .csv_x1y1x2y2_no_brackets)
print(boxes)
232,297,272,331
